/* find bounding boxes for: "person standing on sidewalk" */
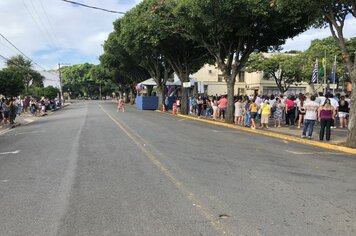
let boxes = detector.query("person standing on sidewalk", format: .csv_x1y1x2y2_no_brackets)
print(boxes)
243,96,251,127
318,99,336,141
273,98,284,127
285,95,296,126
338,95,349,128
260,100,271,129
9,98,17,124
296,94,306,128
2,98,10,124
328,93,339,128
196,95,203,118
301,95,319,139
249,99,258,129
234,96,243,125
212,97,219,120
218,95,227,120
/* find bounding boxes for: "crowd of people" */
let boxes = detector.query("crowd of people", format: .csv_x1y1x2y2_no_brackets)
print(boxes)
0,96,61,126
187,92,351,141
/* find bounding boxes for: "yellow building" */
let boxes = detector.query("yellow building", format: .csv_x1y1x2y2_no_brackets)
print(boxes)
192,55,312,96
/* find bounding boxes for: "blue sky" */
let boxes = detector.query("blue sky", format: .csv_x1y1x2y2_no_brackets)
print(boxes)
0,0,355,75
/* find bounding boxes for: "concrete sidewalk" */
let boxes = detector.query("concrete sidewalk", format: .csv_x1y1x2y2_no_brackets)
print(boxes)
183,112,347,144
0,104,70,135
157,109,355,154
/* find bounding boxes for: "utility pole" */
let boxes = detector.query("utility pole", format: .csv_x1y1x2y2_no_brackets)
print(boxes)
324,50,327,95
58,63,70,105
58,63,64,105
99,83,102,100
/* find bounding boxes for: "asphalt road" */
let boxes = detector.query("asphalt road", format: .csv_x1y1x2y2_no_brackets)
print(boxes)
0,101,355,236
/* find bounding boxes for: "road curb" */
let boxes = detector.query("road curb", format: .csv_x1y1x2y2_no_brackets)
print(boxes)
155,110,356,155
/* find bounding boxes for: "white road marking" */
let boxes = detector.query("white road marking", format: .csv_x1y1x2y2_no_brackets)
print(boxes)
0,150,21,155
14,131,43,136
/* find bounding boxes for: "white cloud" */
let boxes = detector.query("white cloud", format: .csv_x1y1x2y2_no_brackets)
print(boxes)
282,17,356,52
0,0,140,70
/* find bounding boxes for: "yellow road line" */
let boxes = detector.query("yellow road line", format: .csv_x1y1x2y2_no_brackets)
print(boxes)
156,110,356,155
98,104,240,236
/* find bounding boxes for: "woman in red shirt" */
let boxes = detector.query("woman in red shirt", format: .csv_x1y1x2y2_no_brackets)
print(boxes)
285,96,296,126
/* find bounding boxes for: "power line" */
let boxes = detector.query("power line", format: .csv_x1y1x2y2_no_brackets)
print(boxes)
23,0,50,48
0,54,58,81
0,32,33,63
28,0,59,50
0,32,57,73
23,0,59,54
60,0,126,14
22,0,62,63
38,0,62,50
0,38,20,55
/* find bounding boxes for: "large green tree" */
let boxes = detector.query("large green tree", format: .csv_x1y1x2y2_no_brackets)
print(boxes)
119,8,172,107
61,63,95,97
174,0,312,123
88,64,118,99
6,55,44,93
32,86,60,99
128,0,213,114
100,22,151,102
246,53,304,94
274,0,356,147
0,68,25,98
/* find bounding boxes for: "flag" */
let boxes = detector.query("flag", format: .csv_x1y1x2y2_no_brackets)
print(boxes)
321,57,326,70
319,57,326,76
311,59,318,84
331,55,336,84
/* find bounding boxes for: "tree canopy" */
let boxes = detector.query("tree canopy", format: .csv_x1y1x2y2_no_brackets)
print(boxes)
5,55,44,93
0,68,25,98
246,53,303,93
118,0,212,113
173,0,313,122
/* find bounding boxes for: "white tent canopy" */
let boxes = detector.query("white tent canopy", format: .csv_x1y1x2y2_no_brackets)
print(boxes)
139,75,196,86
140,78,157,86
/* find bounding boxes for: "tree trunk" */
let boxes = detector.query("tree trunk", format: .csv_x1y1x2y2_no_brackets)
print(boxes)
346,67,356,148
156,85,163,110
226,79,235,123
326,16,356,147
172,67,189,115
130,86,136,105
181,87,189,115
124,87,130,103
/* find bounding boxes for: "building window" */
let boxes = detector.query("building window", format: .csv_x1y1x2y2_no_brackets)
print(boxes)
238,88,245,95
238,71,245,82
218,75,224,82
263,72,273,80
